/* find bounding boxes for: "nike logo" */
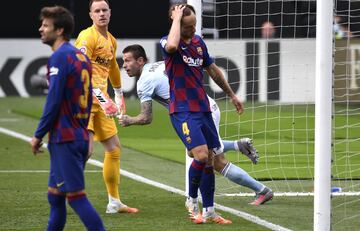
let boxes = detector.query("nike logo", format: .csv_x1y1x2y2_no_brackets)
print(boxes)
56,181,65,187
181,46,187,50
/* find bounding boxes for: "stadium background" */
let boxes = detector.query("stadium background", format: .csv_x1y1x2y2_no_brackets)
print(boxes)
1,0,360,39
1,1,360,230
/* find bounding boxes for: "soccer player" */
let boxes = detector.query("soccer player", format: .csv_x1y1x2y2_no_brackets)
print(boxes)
159,4,244,224
74,0,138,214
120,44,273,205
30,6,105,230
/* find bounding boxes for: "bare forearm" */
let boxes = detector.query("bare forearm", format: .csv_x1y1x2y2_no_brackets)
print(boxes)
119,101,153,126
206,64,244,114
207,65,235,98
166,5,184,53
166,19,181,53
124,114,151,126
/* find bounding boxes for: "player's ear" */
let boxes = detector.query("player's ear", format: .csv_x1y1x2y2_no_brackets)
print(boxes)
137,57,145,64
56,28,65,37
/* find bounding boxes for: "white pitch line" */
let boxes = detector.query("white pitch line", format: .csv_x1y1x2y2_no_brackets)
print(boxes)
0,118,21,122
0,126,292,231
221,192,360,197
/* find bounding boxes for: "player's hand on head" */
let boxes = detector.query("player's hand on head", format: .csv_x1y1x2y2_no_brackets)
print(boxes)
30,137,43,155
171,4,185,21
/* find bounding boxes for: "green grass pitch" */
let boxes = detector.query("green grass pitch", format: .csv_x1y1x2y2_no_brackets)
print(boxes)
0,97,359,230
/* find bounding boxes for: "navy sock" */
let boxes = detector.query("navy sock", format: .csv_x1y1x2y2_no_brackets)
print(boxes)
188,159,206,198
67,193,105,231
199,166,215,208
46,192,66,231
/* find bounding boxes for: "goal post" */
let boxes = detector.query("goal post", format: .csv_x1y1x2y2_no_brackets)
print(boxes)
184,0,203,198
314,0,333,230
183,0,359,230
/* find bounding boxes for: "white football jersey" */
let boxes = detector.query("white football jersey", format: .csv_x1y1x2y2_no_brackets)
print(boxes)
137,61,223,153
137,61,170,108
137,61,218,117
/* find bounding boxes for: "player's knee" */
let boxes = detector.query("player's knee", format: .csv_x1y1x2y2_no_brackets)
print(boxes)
190,145,209,162
102,135,121,151
48,187,63,195
186,150,194,158
193,151,208,162
47,188,66,206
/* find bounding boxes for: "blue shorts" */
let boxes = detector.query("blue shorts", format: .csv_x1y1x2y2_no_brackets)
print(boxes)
170,111,221,151
47,141,88,193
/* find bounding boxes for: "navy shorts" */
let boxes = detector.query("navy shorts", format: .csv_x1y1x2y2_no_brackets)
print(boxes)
170,111,221,151
47,141,88,193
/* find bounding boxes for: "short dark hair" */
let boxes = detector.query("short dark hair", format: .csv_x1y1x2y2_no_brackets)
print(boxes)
89,0,110,11
40,6,74,41
122,44,148,63
168,4,196,23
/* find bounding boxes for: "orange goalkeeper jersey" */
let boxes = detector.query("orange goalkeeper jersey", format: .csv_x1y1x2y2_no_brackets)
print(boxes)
75,25,121,102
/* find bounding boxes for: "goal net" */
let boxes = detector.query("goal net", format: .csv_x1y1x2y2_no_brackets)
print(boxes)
195,0,360,229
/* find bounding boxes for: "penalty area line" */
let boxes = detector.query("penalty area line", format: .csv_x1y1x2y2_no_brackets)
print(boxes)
0,126,292,231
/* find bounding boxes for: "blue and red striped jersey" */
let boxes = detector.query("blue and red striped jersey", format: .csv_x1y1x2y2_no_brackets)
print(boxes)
35,42,92,143
160,34,214,114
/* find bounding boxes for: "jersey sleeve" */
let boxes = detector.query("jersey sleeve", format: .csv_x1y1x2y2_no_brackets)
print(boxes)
137,75,155,103
74,29,95,59
109,36,121,88
159,36,170,59
34,52,68,139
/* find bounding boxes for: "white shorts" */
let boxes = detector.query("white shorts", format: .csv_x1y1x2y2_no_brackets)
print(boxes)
208,97,224,155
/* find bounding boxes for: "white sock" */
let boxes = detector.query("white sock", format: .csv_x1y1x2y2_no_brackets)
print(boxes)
234,141,239,151
188,196,198,203
108,195,122,204
203,206,215,215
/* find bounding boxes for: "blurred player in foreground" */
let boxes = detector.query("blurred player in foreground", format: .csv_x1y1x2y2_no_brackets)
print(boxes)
30,6,105,230
120,44,273,208
74,0,138,214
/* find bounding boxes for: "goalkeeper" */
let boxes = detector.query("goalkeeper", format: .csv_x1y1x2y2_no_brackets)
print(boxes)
119,44,273,207
74,0,138,214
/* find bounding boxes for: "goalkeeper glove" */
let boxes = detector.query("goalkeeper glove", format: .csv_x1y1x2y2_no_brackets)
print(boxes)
92,88,118,117
114,87,126,115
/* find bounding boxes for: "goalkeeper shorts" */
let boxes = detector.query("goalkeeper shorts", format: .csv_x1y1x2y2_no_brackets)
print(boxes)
88,103,118,141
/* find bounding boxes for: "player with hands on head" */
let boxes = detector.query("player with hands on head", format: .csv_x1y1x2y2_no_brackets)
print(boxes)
159,3,246,224
30,6,105,230
74,0,137,214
